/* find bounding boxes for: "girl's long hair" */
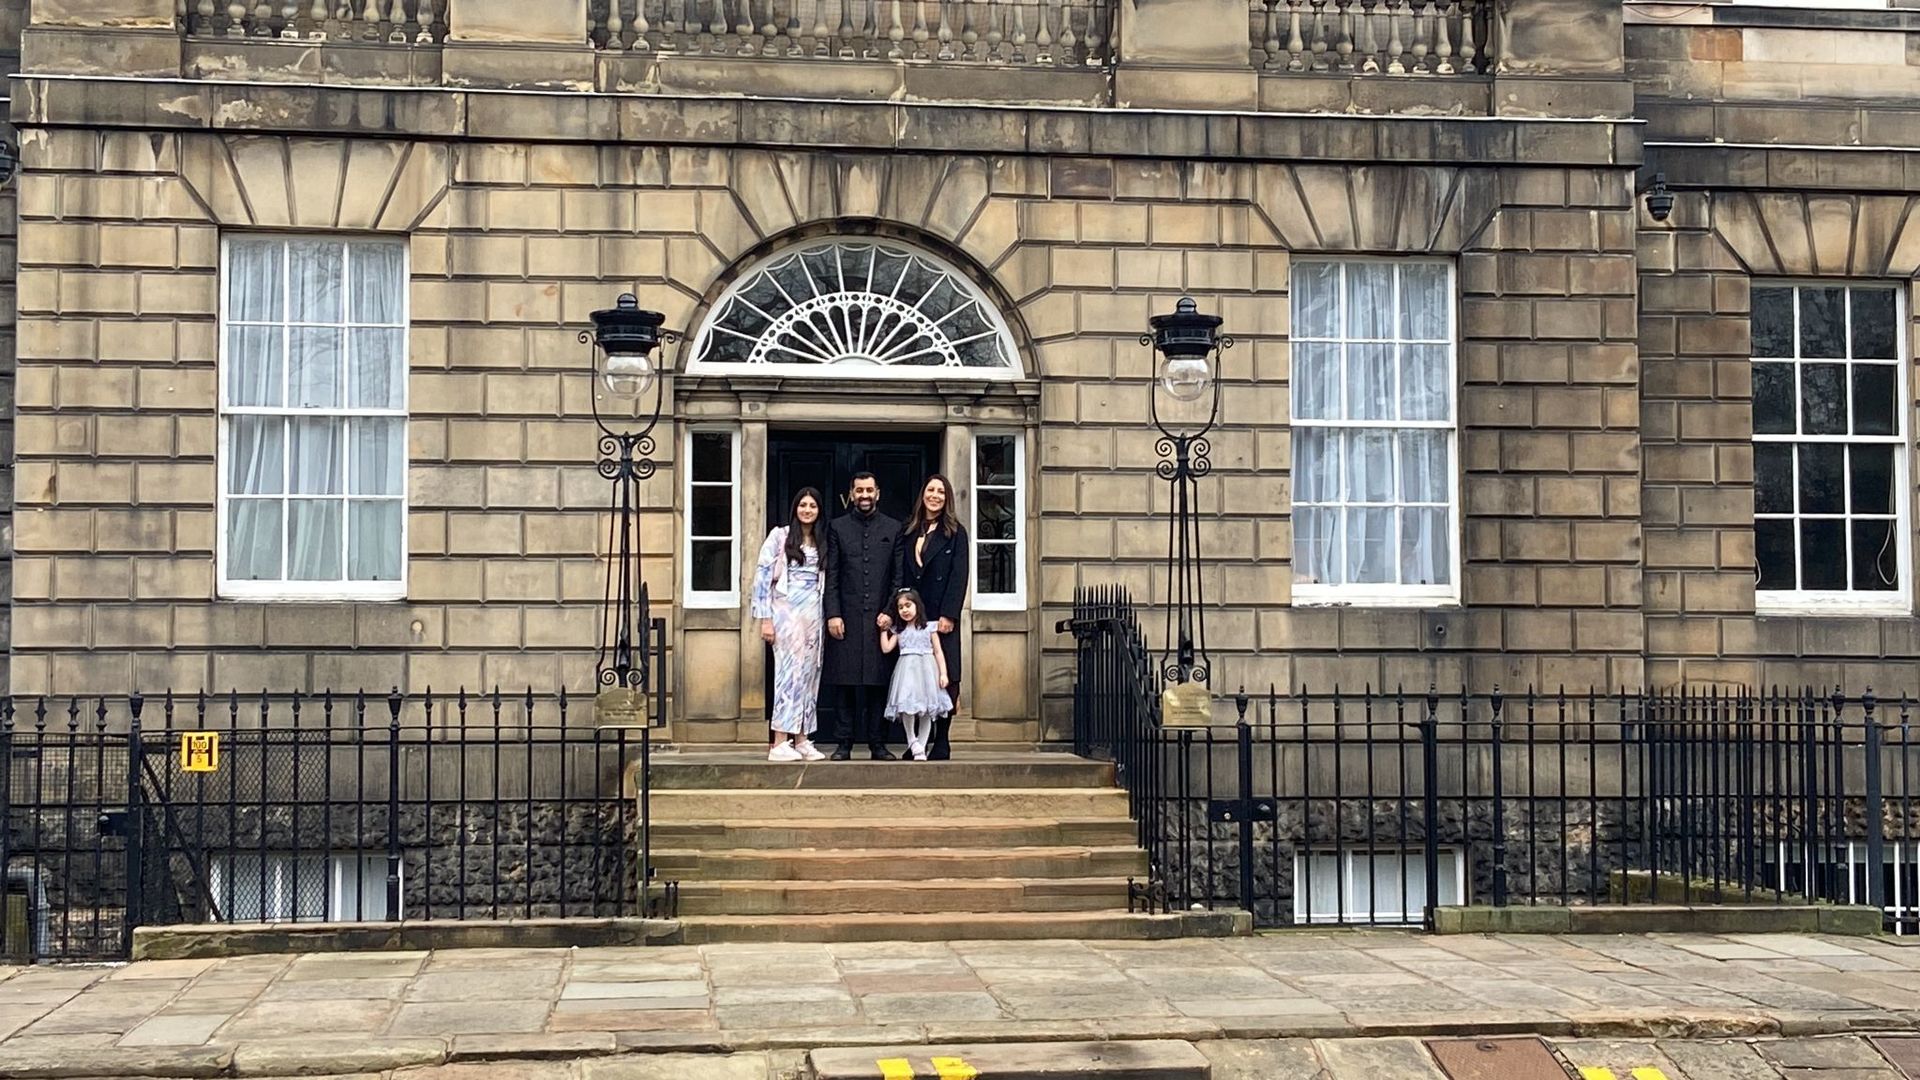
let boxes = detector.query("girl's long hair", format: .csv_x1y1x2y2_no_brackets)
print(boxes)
785,487,823,566
905,474,959,538
892,588,929,629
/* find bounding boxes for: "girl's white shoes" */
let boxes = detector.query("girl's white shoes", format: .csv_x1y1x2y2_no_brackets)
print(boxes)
768,743,803,762
795,740,827,761
908,739,929,761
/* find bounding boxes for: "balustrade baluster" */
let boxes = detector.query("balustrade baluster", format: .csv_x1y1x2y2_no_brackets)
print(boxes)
1412,0,1434,71
981,0,999,60
1285,0,1304,70
1432,0,1451,72
1334,0,1353,71
225,0,247,35
1356,0,1377,73
1457,0,1476,72
601,0,622,48
277,0,298,36
1307,0,1327,70
836,0,854,56
887,0,904,56
960,0,978,60
909,0,927,57
761,0,782,53
176,0,188,30
706,0,726,55
736,0,756,54
387,0,407,42
194,0,215,34
1384,0,1404,73
935,0,953,58
1057,1,1076,64
783,0,802,54
415,0,435,41
1083,0,1103,64
1034,0,1051,64
1259,0,1278,70
362,0,380,40
305,0,325,37
866,0,881,55
1010,0,1026,63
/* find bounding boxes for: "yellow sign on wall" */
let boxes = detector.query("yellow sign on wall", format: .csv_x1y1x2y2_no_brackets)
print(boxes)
179,732,220,773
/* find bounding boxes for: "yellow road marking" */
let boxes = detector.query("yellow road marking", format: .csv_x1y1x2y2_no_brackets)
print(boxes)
1579,1069,1617,1080
876,1058,915,1080
1631,1070,1670,1080
932,1057,978,1080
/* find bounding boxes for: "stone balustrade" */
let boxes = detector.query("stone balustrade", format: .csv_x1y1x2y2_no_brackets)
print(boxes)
177,0,446,41
588,0,1109,66
1248,0,1486,75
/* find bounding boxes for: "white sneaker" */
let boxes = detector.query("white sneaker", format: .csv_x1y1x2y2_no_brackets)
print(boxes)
768,743,803,762
795,740,826,761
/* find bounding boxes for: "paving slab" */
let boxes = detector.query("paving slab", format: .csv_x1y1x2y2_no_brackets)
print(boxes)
227,1035,447,1076
387,1001,551,1036
808,1039,1209,1079
1196,1037,1329,1080
117,1013,231,1048
1312,1036,1448,1079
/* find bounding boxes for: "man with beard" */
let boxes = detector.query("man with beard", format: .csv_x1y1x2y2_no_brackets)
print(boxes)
821,472,901,761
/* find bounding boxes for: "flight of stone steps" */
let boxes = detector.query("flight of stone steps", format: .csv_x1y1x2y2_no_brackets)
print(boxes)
648,749,1248,943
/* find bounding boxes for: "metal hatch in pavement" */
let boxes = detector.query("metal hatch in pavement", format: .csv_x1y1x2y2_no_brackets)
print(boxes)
1427,1037,1573,1080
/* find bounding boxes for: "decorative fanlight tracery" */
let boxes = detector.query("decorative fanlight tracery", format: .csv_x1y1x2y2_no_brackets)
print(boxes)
689,239,1021,378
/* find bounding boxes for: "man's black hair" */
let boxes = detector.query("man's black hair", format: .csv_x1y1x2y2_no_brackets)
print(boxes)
850,471,878,487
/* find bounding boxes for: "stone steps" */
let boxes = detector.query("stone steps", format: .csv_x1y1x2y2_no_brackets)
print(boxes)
652,753,1114,789
651,816,1141,850
672,876,1134,915
651,845,1149,880
651,787,1132,820
676,909,1249,944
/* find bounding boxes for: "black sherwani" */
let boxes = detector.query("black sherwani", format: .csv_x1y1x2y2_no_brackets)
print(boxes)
893,522,969,759
822,507,902,754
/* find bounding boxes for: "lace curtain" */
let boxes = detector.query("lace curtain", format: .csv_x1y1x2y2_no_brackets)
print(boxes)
225,238,406,588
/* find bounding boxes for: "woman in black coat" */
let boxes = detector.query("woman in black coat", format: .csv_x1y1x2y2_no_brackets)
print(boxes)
892,474,969,760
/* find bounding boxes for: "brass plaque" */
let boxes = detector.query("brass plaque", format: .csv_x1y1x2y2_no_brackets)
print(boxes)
1161,682,1213,728
594,688,649,728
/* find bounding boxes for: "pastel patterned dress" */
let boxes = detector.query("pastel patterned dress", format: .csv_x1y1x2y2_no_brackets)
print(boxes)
752,527,824,736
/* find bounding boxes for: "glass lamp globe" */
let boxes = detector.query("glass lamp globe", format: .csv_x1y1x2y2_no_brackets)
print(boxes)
1159,355,1211,402
601,351,657,399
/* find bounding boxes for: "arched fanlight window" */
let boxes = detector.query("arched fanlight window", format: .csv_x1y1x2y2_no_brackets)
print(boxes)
687,238,1022,379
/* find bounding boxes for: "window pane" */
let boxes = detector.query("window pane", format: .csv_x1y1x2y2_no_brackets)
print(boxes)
227,326,285,408
1291,342,1340,421
227,499,282,581
1801,363,1846,435
1756,519,1796,592
287,501,343,581
1751,287,1794,358
1292,507,1339,585
1293,262,1340,339
1399,344,1450,422
228,417,284,495
228,240,284,322
1798,444,1844,514
1850,444,1896,516
691,432,732,483
1292,429,1337,504
349,328,404,410
691,484,731,538
349,418,404,496
1397,430,1448,504
347,500,402,582
1851,288,1897,360
289,240,345,323
349,243,405,325
1752,362,1794,435
1343,507,1394,584
1344,430,1393,504
1346,344,1393,420
1800,519,1847,591
976,436,1015,486
1345,263,1394,339
1851,364,1896,436
978,488,1017,541
1753,444,1792,515
1399,263,1449,340
978,542,1016,595
690,540,732,594
1399,507,1449,586
289,418,344,495
1851,518,1900,592
290,327,344,409
1800,287,1847,359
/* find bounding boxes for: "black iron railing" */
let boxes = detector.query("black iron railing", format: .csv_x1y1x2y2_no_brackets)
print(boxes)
1066,585,1920,931
2,628,669,964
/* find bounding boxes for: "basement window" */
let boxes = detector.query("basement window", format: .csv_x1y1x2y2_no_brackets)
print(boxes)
1293,848,1464,925
204,852,395,923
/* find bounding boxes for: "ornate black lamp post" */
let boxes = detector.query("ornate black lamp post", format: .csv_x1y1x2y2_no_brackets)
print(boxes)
1144,297,1230,722
581,294,675,715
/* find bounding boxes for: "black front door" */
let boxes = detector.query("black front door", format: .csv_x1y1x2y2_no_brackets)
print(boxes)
765,431,941,742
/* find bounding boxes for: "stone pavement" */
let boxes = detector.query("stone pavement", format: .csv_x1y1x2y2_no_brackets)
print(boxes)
10,931,1920,1076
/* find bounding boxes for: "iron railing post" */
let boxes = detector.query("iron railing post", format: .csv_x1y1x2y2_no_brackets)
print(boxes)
123,693,145,957
1235,689,1255,915
1421,687,1440,930
385,690,403,922
1489,687,1507,908
1866,690,1886,914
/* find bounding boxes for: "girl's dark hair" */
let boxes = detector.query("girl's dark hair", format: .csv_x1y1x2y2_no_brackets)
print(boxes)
892,588,929,629
785,487,823,566
905,474,959,538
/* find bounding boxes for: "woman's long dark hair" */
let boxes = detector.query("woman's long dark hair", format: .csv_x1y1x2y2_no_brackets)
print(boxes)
785,487,823,566
905,474,959,538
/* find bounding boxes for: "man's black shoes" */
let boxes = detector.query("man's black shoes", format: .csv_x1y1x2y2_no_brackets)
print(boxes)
829,745,853,761
870,747,898,761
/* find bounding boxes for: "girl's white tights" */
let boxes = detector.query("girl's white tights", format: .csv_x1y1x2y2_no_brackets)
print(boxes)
902,713,935,757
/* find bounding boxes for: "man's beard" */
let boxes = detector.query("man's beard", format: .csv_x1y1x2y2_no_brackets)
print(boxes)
854,496,875,512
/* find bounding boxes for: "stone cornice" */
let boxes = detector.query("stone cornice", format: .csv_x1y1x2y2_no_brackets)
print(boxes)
10,75,1644,168
1645,141,1920,196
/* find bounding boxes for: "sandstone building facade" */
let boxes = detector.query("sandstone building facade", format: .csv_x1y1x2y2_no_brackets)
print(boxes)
2,0,1917,743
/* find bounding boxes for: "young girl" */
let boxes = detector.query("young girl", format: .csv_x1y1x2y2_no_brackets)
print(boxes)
880,588,949,761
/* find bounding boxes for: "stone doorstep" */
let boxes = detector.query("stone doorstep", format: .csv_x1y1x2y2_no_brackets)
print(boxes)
130,918,683,961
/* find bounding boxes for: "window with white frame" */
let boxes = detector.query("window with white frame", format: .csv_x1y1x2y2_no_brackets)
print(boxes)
220,236,408,599
972,433,1024,609
684,429,740,607
206,852,392,923
1293,848,1464,925
1752,284,1909,612
1290,260,1457,604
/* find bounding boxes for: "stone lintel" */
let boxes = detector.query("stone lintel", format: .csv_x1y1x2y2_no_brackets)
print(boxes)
1648,141,1920,195
10,76,1638,168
